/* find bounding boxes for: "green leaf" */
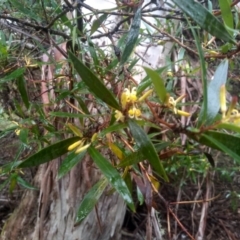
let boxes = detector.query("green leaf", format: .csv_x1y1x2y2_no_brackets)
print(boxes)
90,14,108,35
187,18,208,127
19,128,29,145
69,51,121,110
11,0,40,21
0,161,21,176
118,142,169,168
19,137,81,168
0,68,25,84
200,131,240,163
17,176,38,190
58,150,86,179
100,123,127,137
16,75,29,109
137,66,167,95
88,40,100,70
75,178,108,224
144,67,167,103
9,173,18,194
0,178,10,192
120,8,141,65
219,0,233,30
199,59,229,125
49,111,90,118
118,150,144,168
128,120,168,181
216,122,240,134
88,146,135,211
172,0,235,44
137,186,144,205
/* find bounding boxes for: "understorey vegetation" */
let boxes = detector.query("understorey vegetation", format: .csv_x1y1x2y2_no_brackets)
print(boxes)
0,0,240,239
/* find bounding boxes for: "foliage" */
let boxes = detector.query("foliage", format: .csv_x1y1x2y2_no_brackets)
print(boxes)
1,0,240,230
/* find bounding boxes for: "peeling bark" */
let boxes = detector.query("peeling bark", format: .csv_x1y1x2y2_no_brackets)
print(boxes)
1,156,126,240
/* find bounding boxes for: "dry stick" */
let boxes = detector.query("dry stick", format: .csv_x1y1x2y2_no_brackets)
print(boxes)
147,171,195,240
151,207,163,240
146,101,175,129
170,194,220,205
154,189,195,240
219,219,237,240
0,15,69,40
174,175,184,238
142,13,240,61
195,172,212,239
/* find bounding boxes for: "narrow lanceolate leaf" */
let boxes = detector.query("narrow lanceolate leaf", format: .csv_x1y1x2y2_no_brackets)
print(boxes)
144,67,167,103
90,14,108,35
16,76,29,109
117,150,145,168
118,142,169,168
128,120,168,182
100,123,127,137
219,0,233,30
19,137,81,168
172,0,235,44
75,177,108,224
49,112,89,118
137,66,167,95
58,150,86,179
88,146,135,211
120,8,141,65
199,59,228,125
0,68,25,84
17,176,38,190
216,122,240,134
69,51,120,110
200,131,240,163
188,18,208,127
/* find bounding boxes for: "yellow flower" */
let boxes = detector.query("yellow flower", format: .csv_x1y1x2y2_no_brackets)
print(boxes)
128,107,142,120
176,109,191,117
68,139,91,154
167,95,190,117
12,121,21,136
166,71,173,77
68,139,85,151
137,89,153,102
220,85,227,119
115,110,125,122
220,86,240,124
225,109,240,125
121,87,137,109
75,143,91,154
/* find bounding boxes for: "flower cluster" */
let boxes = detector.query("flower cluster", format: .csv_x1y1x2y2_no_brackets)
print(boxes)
115,87,153,122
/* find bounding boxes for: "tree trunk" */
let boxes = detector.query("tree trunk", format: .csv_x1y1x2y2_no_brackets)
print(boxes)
2,155,126,240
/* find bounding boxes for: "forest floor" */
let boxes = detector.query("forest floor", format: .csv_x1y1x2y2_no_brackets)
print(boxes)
123,152,240,240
